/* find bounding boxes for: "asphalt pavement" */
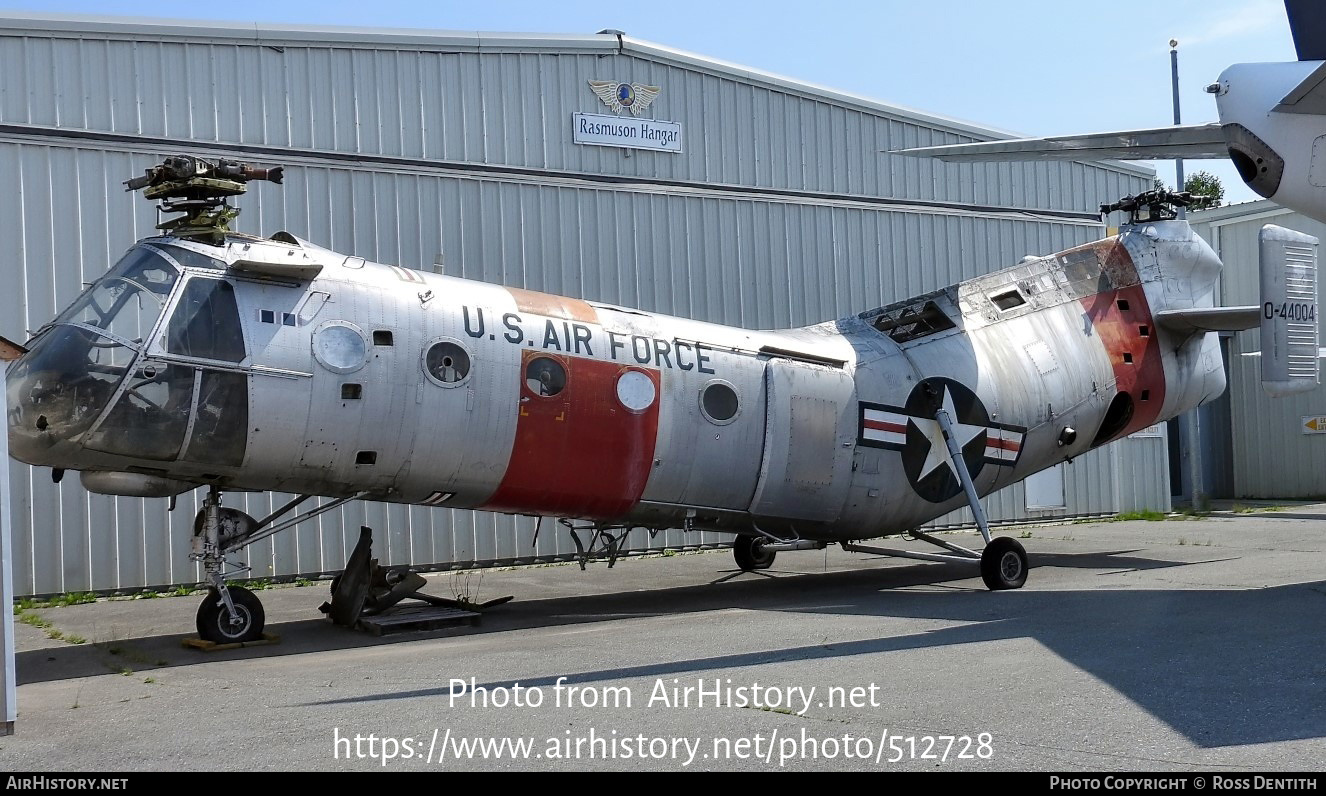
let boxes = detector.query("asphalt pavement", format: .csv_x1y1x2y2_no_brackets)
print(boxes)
4,504,1326,771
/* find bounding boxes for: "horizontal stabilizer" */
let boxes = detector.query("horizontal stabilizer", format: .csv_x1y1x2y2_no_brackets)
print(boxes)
1154,307,1260,334
894,123,1227,162
1260,224,1320,397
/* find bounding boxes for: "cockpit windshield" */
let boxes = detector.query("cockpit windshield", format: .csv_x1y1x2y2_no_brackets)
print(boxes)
55,245,179,344
8,247,180,459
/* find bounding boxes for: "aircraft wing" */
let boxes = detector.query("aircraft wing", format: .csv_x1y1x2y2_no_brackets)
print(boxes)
893,123,1228,162
1274,61,1326,114
0,334,26,362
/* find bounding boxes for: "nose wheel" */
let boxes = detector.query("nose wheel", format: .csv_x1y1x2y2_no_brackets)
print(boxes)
187,486,371,645
196,585,266,643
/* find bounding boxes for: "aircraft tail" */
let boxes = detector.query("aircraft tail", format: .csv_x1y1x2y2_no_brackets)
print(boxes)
1150,224,1318,397
1259,224,1320,396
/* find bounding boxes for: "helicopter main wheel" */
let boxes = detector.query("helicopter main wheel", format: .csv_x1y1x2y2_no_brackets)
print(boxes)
980,537,1028,591
733,535,776,571
195,585,266,643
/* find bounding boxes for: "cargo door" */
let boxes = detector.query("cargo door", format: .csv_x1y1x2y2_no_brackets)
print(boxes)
483,350,661,519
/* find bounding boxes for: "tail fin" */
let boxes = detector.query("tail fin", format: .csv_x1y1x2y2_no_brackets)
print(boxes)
1260,224,1319,397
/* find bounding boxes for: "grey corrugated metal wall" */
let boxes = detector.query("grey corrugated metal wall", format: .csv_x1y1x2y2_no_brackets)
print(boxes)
0,19,1145,214
0,16,1160,596
1192,204,1326,498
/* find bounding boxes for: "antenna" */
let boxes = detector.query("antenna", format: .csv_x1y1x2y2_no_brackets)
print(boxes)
123,155,284,244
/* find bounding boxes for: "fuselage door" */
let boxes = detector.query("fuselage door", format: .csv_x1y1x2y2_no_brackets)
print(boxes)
748,359,856,523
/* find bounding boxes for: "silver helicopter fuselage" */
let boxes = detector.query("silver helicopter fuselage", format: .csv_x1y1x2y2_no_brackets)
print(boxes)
6,219,1225,542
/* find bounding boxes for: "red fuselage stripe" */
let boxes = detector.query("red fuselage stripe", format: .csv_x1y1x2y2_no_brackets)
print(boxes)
863,419,908,434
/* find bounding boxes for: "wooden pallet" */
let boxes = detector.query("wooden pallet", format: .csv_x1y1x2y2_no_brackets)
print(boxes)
354,606,481,636
181,632,280,652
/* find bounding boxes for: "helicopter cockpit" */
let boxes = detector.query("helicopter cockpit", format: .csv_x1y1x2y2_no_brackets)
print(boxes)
7,242,250,472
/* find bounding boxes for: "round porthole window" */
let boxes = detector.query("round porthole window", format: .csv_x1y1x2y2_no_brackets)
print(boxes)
700,380,740,424
525,356,567,397
616,370,656,412
423,340,472,386
312,322,368,374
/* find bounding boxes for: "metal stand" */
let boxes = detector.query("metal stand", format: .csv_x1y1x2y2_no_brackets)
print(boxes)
1,372,16,735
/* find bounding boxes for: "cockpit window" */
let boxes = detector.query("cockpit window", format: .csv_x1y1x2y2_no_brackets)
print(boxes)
6,326,136,442
57,246,178,344
83,362,192,461
152,243,225,271
167,278,246,362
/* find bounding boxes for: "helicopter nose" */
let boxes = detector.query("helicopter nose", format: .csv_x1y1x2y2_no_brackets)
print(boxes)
4,326,127,469
6,361,57,466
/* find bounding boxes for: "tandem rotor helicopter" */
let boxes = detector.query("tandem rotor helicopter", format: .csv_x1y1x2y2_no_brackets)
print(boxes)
4,153,1316,643
6,0,1326,644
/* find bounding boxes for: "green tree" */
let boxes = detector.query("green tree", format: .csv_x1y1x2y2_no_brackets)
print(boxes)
1184,171,1224,210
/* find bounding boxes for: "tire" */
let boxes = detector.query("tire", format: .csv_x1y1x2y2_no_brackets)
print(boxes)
195,585,266,643
733,535,776,571
980,537,1028,591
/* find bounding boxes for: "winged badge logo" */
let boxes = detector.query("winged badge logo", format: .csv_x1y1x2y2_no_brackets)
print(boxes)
588,80,662,116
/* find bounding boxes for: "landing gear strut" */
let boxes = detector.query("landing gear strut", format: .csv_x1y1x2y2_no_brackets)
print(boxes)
841,399,1032,591
189,486,370,643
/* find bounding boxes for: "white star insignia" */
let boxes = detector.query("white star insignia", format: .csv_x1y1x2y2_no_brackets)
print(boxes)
907,386,985,481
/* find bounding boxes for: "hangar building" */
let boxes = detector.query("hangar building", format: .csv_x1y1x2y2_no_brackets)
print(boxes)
0,13,1161,596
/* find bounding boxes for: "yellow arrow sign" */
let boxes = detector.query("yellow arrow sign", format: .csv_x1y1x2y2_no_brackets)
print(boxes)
1303,416,1326,433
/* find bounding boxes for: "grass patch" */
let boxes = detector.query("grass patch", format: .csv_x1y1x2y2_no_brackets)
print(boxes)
1113,510,1168,522
65,634,87,645
17,612,52,629
48,592,96,607
15,592,97,611
1233,504,1287,514
227,579,271,591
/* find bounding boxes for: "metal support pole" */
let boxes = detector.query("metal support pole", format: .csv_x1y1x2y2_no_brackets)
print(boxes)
934,407,993,544
1171,38,1207,511
1170,40,1186,210
1,369,17,735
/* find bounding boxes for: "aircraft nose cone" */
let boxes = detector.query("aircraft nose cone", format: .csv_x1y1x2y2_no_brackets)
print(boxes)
6,361,61,466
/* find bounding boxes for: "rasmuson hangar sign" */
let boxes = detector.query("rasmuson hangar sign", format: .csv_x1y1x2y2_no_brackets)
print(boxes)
573,112,683,153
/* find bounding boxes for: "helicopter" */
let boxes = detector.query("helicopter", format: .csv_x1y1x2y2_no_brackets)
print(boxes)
4,155,1316,643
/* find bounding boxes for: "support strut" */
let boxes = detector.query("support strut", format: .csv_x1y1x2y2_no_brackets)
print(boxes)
934,406,993,545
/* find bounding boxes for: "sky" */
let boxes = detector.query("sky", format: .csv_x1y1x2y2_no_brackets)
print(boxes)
0,0,1300,204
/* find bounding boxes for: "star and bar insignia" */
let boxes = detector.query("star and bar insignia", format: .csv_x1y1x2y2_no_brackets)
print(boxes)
858,377,1026,503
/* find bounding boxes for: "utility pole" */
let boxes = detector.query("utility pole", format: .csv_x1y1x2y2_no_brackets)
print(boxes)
1171,37,1208,511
